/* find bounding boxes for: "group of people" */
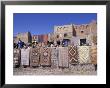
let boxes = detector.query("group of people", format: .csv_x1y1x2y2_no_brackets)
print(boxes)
14,38,71,49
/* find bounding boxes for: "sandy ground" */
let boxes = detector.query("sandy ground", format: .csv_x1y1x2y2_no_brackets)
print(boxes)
13,64,97,75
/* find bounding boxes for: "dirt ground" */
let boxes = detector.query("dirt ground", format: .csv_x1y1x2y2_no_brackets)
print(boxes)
13,64,97,75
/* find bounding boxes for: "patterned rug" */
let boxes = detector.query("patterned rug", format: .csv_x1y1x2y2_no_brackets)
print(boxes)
50,47,59,68
68,46,78,64
90,46,97,65
58,47,69,68
21,48,30,66
30,47,40,67
77,46,91,64
13,49,21,67
40,47,51,66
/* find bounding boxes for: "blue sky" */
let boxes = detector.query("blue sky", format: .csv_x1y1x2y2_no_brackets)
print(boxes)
13,13,97,36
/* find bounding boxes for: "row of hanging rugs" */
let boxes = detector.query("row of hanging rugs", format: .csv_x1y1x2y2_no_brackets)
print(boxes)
13,46,97,68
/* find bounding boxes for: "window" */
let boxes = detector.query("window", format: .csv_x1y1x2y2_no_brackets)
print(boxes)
81,30,84,33
64,33,67,37
80,39,86,46
56,35,59,38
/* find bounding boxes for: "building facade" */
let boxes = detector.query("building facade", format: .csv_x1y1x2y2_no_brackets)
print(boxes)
54,20,97,46
37,34,48,43
54,24,74,41
48,33,55,42
13,20,97,46
43,34,48,43
15,32,32,44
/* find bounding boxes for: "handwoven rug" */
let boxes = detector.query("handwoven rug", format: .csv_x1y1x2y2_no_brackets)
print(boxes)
77,46,91,64
68,46,78,64
58,47,69,68
30,47,40,67
50,47,59,68
90,46,97,65
13,49,21,67
21,48,30,66
40,47,51,66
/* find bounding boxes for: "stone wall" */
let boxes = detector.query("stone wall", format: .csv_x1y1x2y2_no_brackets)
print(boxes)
16,32,32,44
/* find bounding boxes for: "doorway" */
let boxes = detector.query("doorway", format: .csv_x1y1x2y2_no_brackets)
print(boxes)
80,39,86,46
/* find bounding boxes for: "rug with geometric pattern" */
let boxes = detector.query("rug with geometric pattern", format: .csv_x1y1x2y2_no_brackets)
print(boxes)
30,47,40,67
77,46,91,64
68,46,78,64
13,49,21,67
40,47,51,66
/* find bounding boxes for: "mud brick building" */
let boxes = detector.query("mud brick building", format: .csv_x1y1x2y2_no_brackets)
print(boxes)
54,20,97,46
37,34,48,43
54,24,74,42
14,32,32,44
48,33,55,42
14,20,97,46
43,34,48,43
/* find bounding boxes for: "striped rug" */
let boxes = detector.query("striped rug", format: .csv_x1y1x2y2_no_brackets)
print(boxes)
90,46,97,65
58,47,69,68
50,47,59,68
21,48,30,66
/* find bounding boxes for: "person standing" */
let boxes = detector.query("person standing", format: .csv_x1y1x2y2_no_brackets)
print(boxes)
18,38,23,48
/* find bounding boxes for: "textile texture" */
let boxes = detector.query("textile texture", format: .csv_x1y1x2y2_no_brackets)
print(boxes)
58,47,69,68
50,47,59,68
13,49,21,67
21,48,30,66
30,47,40,67
90,46,97,65
40,47,51,66
68,46,78,64
77,46,91,64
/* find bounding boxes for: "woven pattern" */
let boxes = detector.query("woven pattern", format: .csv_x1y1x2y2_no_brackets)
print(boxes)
13,49,21,67
40,47,51,66
77,46,91,64
58,47,69,67
90,46,97,64
30,47,40,67
50,47,59,68
68,46,78,64
21,48,30,65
